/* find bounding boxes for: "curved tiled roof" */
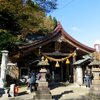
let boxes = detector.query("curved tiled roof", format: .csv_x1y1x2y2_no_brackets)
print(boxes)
18,22,95,54
57,23,95,53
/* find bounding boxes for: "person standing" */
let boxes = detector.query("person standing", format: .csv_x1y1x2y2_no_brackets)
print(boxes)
29,71,35,92
85,70,91,87
46,69,51,82
27,76,30,90
86,74,90,87
36,72,41,82
84,71,87,86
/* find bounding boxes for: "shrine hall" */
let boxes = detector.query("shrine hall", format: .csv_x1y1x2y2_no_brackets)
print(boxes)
14,22,95,85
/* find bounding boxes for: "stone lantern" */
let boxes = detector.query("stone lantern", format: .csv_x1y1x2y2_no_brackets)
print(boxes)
88,58,100,99
33,56,52,100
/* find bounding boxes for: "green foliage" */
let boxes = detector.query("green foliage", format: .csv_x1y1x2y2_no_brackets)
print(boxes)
0,9,20,35
48,16,57,28
0,30,16,55
0,0,57,55
1,0,25,35
0,0,56,36
39,16,55,34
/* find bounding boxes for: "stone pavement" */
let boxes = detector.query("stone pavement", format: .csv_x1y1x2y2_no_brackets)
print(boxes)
50,83,90,100
0,82,92,100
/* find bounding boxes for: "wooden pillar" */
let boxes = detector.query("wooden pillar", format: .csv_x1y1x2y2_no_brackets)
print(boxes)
61,62,63,81
73,56,76,83
66,64,69,81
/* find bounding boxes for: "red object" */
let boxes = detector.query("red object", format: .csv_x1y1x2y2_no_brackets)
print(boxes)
14,86,19,96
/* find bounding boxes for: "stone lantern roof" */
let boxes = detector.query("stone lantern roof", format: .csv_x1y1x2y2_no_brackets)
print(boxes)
89,59,100,66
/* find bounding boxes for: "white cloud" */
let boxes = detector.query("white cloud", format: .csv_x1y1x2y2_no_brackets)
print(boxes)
71,26,79,32
94,40,100,44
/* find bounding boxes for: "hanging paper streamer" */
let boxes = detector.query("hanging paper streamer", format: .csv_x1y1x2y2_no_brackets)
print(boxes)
42,50,77,66
45,58,48,63
55,61,60,67
66,59,70,64
73,51,76,57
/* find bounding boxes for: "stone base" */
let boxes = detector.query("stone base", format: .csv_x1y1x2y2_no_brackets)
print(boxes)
90,84,100,95
92,80,100,84
88,94,100,100
89,84,100,99
34,93,52,100
89,91,100,98
33,86,52,100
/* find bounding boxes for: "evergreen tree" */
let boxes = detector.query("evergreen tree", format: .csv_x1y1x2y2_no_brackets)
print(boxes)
26,0,34,7
53,17,57,27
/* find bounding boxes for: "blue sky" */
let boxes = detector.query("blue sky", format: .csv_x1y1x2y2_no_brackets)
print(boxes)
49,0,100,48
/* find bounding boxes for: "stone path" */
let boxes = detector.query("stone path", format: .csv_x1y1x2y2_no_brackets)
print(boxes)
0,83,91,100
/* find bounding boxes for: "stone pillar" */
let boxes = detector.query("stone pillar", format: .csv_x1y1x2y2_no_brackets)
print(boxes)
89,67,100,99
76,65,83,85
0,50,8,88
73,67,76,83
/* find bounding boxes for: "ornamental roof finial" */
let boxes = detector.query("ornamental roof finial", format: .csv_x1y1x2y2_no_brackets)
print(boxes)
57,21,62,29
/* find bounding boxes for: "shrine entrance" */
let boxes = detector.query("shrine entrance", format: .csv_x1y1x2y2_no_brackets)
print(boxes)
28,55,73,82
34,53,74,82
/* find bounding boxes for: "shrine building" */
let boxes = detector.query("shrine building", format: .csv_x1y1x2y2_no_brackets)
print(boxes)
14,22,95,85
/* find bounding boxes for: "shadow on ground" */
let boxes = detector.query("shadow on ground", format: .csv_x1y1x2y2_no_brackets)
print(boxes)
49,82,74,100
52,90,73,100
18,91,28,96
49,82,70,90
